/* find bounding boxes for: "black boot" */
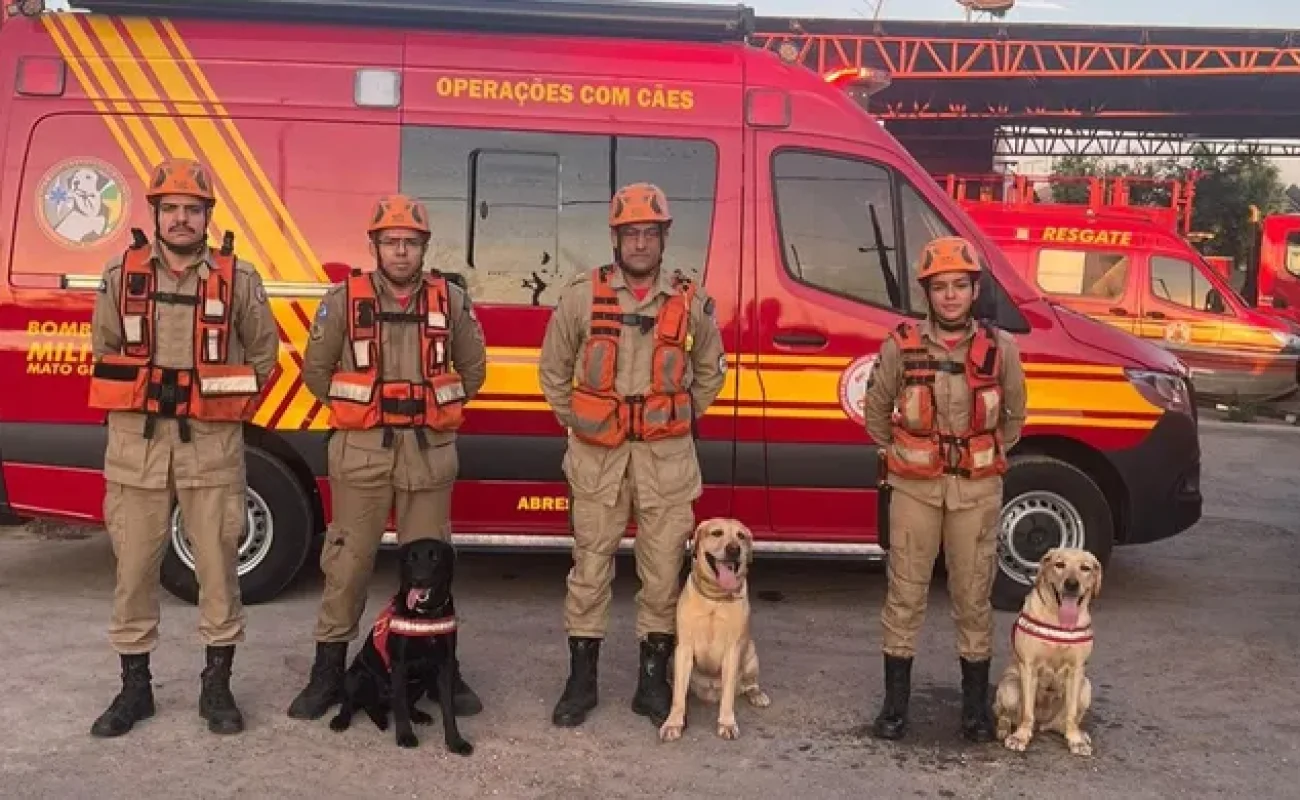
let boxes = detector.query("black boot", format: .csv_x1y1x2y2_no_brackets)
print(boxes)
198,645,244,735
90,653,155,738
551,637,600,727
870,654,912,740
630,633,674,727
960,657,996,743
450,666,484,717
287,641,348,720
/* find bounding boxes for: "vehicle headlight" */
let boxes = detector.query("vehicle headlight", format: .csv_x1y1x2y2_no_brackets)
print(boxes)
1125,369,1192,414
1270,331,1300,353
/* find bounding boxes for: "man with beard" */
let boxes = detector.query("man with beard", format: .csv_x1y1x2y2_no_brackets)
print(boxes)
87,157,280,738
539,182,727,730
863,236,1027,743
288,194,488,722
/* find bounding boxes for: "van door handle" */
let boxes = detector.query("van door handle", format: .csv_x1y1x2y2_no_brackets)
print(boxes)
772,330,828,349
1145,311,1167,320
1108,307,1129,316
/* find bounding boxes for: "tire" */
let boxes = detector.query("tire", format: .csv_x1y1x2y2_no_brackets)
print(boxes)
991,455,1114,613
160,446,315,606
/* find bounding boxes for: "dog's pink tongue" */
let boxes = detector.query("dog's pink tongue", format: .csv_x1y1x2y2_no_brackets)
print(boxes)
716,562,740,592
1059,597,1080,629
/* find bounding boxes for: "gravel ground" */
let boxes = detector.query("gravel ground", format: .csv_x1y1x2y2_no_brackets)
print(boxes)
0,419,1297,799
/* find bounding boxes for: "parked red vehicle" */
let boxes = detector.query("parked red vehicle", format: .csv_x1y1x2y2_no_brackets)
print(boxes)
0,0,1202,611
1242,212,1300,323
942,172,1300,405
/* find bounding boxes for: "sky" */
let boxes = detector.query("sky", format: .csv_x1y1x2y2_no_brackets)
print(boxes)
716,0,1300,28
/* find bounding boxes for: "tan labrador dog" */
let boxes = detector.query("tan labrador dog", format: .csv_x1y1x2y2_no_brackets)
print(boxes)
659,518,771,742
994,547,1103,757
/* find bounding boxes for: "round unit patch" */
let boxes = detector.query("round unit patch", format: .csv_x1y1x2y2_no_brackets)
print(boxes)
36,158,130,249
838,354,879,426
1163,320,1192,346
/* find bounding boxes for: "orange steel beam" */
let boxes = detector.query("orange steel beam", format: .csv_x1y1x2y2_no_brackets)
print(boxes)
754,33,1300,79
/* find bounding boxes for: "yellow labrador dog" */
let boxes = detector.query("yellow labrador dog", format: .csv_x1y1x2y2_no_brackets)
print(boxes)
659,518,771,742
994,547,1102,757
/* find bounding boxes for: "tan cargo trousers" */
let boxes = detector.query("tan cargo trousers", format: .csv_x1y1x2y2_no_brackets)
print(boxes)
881,488,1002,661
102,417,247,654
565,475,695,640
312,430,457,642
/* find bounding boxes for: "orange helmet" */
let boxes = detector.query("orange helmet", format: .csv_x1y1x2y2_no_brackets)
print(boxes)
367,194,430,236
916,236,982,282
145,157,215,204
609,182,671,228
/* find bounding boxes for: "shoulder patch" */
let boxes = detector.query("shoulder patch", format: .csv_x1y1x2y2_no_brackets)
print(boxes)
253,282,267,304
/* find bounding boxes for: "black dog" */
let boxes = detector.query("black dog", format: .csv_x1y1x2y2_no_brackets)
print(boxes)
328,538,473,755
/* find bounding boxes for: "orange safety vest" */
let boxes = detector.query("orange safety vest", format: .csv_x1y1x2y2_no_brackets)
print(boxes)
325,272,467,432
86,229,261,426
886,321,1008,481
569,265,697,447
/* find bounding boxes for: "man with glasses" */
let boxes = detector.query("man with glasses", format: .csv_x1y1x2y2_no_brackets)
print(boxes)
539,182,727,730
287,194,488,722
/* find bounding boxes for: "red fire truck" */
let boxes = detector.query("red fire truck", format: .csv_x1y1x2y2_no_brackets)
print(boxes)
1241,211,1300,324
0,0,1202,611
943,172,1300,406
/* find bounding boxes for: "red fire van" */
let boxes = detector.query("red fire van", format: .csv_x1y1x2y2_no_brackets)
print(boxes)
0,0,1202,611
944,173,1300,406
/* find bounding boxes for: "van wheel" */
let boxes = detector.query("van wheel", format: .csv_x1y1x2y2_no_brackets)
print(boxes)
992,455,1113,613
160,447,314,606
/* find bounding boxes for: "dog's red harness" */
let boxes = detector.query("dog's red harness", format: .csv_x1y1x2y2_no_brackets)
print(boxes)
1012,613,1093,647
370,600,458,671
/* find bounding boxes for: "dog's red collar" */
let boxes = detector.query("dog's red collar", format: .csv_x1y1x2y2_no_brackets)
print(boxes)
372,600,457,670
1012,613,1093,646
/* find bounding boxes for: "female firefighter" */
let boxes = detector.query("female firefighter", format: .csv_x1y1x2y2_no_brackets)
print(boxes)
863,236,1028,743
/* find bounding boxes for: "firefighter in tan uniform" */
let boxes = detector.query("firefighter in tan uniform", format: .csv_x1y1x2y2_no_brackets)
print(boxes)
287,194,488,721
87,157,280,738
864,237,1027,743
539,183,727,729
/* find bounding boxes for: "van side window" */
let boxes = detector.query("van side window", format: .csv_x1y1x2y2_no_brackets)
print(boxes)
898,182,1029,333
1285,232,1300,277
1150,255,1226,314
1035,249,1130,300
400,126,717,307
772,150,904,311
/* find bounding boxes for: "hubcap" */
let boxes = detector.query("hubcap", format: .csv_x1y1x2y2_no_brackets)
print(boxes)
171,488,274,578
998,490,1086,587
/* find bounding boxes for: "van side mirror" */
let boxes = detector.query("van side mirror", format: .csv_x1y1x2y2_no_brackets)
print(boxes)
1205,289,1226,314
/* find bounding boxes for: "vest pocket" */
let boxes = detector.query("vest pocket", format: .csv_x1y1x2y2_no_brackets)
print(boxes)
425,373,467,431
897,384,936,433
327,372,381,429
579,336,618,393
640,392,692,441
888,428,943,480
570,387,627,447
88,355,149,411
192,364,260,422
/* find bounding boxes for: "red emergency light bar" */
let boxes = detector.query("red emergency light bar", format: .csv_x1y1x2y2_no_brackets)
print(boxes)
70,0,757,42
